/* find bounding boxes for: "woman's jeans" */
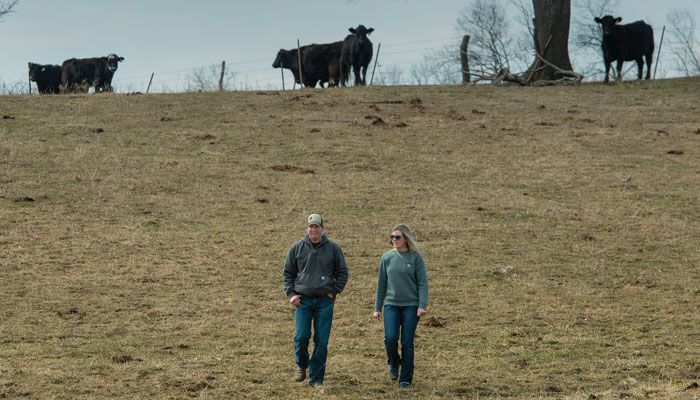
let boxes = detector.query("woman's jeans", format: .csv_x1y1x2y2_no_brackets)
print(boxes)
383,305,420,383
294,296,334,384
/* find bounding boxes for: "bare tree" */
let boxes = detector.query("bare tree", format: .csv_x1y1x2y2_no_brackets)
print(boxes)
0,0,18,19
667,8,700,76
510,0,535,54
374,65,404,86
456,0,530,76
408,58,435,85
186,64,237,92
570,0,620,80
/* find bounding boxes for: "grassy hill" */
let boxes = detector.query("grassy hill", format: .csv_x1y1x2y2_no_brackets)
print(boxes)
1,78,698,399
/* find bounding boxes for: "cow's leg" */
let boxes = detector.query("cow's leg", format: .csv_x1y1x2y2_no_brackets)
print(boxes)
615,60,623,82
361,65,368,86
353,65,363,86
645,53,653,80
603,60,611,83
340,63,348,87
635,58,643,80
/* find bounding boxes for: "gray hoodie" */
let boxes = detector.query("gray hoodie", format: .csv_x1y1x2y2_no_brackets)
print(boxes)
283,234,349,299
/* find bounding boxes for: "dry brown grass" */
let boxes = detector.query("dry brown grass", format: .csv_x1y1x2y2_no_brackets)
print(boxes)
1,78,698,399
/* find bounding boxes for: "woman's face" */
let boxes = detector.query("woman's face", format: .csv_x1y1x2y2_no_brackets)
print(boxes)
390,229,407,251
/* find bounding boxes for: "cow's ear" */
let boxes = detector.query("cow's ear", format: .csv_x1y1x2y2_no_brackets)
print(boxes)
367,28,374,35
594,17,602,23
615,17,622,24
118,57,124,62
349,27,356,34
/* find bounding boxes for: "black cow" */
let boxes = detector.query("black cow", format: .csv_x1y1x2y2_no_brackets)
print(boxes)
272,46,314,87
303,41,343,87
340,25,374,86
61,53,125,93
594,15,654,83
28,62,62,94
272,43,341,88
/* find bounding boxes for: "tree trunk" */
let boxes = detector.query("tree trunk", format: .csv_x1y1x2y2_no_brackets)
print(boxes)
527,0,573,81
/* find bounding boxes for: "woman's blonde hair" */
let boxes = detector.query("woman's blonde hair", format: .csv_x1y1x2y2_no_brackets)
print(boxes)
390,224,420,253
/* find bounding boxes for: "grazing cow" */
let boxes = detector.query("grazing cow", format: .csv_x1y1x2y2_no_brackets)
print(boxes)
272,43,341,88
340,25,374,86
594,15,654,83
28,62,62,94
61,53,125,93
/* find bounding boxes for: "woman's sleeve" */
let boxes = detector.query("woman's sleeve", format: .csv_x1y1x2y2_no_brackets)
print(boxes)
416,254,429,309
374,255,388,312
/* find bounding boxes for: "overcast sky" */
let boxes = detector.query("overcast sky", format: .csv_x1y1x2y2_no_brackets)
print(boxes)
1,0,698,92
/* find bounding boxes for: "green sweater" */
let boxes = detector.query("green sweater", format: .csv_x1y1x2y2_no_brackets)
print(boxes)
374,249,429,311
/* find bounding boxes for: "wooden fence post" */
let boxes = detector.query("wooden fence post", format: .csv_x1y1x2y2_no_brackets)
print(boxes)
461,35,470,84
297,39,304,87
370,43,381,86
219,61,226,91
653,26,665,80
146,72,154,93
281,64,285,90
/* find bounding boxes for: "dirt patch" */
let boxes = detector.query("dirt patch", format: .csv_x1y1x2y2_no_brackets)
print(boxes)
425,317,446,328
111,355,134,363
365,115,386,126
271,165,315,174
193,134,216,141
288,94,312,101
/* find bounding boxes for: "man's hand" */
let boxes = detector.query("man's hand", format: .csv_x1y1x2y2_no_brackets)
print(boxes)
326,293,335,301
290,294,302,307
417,308,428,317
373,311,382,321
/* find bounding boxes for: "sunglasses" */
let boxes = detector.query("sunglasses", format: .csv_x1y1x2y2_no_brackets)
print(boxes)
390,235,403,240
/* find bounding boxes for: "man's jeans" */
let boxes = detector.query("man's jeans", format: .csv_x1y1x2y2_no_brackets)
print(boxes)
383,305,419,383
294,296,334,384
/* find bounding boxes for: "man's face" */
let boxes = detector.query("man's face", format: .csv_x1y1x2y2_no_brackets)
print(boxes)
306,224,323,243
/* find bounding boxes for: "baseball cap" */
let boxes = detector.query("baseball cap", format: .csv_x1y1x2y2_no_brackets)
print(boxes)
307,213,323,227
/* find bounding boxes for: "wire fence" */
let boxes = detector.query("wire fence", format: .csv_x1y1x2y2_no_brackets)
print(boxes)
4,33,698,95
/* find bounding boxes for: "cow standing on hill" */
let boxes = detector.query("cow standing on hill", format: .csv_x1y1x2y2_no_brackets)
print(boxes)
61,53,125,93
340,25,374,86
272,43,341,88
273,46,313,87
594,15,654,83
303,41,343,87
28,63,62,94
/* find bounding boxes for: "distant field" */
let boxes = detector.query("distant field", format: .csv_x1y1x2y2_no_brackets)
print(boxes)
1,78,698,399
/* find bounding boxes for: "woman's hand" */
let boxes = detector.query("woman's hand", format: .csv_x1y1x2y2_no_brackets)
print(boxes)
373,311,382,321
417,308,427,317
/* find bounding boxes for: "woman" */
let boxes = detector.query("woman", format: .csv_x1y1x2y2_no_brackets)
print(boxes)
373,224,429,389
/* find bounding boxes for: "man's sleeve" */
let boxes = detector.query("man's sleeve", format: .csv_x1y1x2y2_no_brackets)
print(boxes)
333,245,349,295
283,244,298,299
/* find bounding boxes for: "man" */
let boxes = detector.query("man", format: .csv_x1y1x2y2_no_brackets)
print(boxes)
283,213,349,388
